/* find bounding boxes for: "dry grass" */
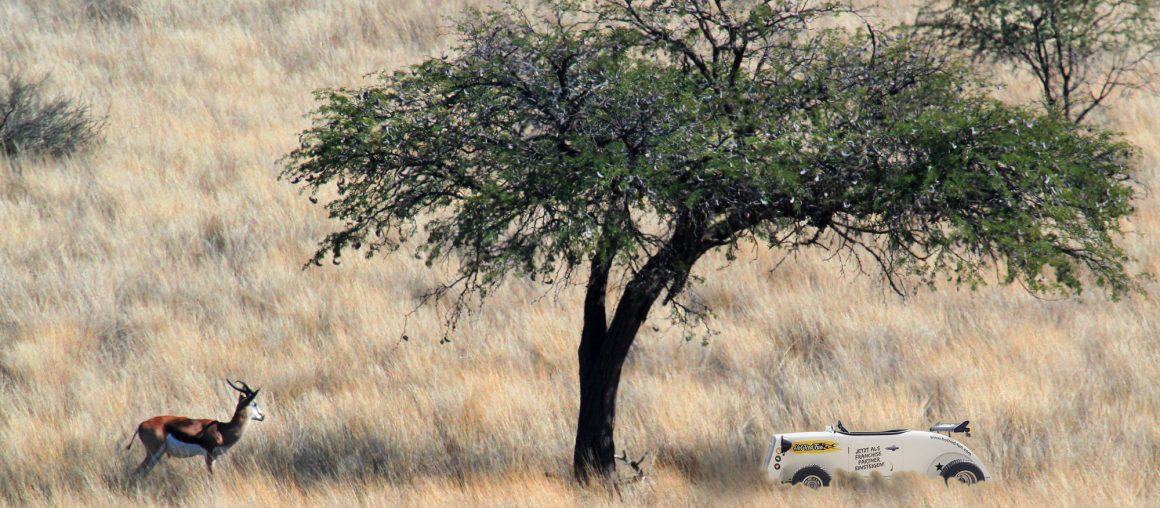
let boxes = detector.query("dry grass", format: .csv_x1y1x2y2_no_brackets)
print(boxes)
1,1,1157,506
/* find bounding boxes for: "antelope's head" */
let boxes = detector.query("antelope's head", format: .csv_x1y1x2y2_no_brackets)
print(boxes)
228,379,265,422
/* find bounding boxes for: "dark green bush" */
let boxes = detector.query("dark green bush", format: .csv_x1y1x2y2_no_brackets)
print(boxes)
83,0,139,25
0,73,102,159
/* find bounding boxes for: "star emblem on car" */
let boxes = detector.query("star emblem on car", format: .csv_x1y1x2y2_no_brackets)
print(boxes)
935,462,944,471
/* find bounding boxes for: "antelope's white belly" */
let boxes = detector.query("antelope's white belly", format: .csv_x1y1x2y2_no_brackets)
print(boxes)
165,435,205,458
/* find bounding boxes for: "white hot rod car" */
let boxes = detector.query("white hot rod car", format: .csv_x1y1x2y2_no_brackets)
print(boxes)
763,420,991,488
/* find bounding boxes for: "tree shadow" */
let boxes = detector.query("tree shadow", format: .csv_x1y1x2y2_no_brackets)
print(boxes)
101,467,200,504
100,430,793,499
233,429,546,490
652,438,778,495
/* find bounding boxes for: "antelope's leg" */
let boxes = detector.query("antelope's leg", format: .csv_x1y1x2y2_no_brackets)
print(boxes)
133,455,151,476
205,452,215,476
135,443,165,477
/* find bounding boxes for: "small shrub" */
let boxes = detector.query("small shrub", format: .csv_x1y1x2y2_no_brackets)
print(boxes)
0,73,103,159
83,0,139,25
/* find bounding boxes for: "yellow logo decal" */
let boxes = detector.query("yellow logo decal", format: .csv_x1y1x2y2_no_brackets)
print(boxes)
790,440,840,454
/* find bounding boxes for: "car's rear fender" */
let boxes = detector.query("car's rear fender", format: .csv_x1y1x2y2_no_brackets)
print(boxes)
928,453,992,481
920,433,992,480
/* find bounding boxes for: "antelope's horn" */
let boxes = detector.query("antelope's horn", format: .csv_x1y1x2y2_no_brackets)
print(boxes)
227,379,246,393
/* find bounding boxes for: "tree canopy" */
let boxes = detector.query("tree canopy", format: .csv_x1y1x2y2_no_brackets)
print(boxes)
283,0,1141,482
916,0,1160,123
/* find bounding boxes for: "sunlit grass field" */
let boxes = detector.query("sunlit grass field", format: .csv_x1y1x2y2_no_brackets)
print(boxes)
1,1,1157,506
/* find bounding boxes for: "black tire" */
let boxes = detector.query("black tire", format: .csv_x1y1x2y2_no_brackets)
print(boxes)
941,460,985,485
790,466,831,489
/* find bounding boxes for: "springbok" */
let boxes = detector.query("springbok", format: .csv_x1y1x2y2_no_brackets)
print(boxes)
125,380,265,477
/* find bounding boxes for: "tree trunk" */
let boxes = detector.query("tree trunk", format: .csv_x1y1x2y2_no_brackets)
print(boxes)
572,350,622,483
573,250,616,484
572,287,659,484
572,262,676,483
571,216,704,484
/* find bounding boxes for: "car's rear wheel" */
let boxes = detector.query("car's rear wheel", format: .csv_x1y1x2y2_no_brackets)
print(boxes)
791,466,831,489
941,460,985,485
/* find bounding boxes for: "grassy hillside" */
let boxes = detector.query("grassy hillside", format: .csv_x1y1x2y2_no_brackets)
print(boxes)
1,1,1156,506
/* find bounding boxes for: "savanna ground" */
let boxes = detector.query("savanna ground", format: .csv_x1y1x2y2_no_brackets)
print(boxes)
0,0,1156,506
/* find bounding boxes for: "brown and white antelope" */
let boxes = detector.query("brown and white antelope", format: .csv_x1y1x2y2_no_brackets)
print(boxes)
125,380,265,477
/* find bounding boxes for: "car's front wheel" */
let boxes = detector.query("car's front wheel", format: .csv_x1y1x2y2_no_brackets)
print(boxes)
941,460,985,485
790,466,831,489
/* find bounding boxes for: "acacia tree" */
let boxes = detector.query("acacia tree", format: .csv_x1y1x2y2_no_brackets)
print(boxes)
915,0,1160,124
283,0,1140,483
